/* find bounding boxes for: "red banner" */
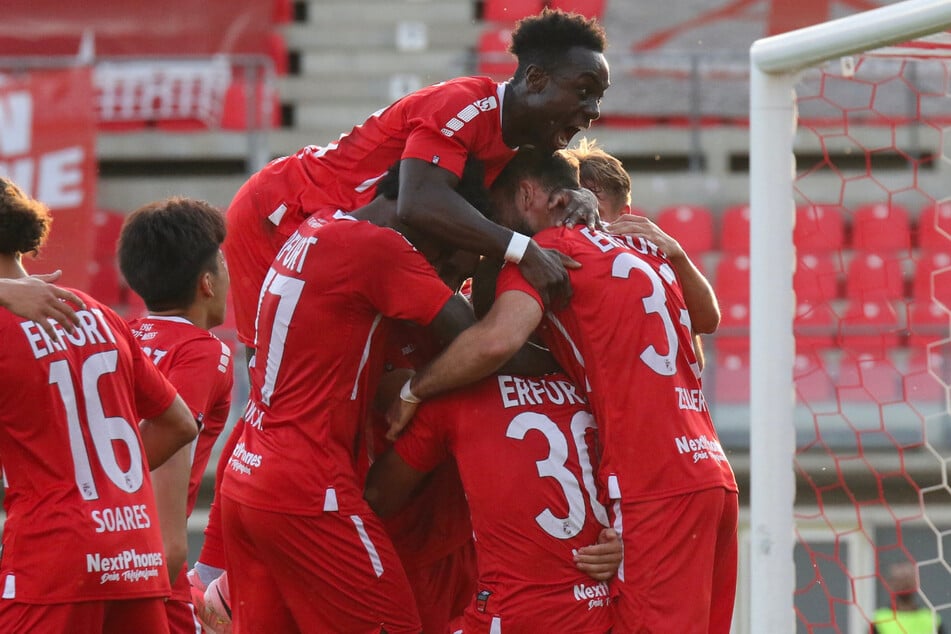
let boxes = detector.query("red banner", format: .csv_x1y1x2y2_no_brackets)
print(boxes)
0,1,271,57
0,68,98,290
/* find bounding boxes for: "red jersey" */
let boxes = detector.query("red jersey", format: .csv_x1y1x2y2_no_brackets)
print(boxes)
395,373,613,633
371,322,472,571
220,215,453,515
0,292,178,603
497,227,738,503
224,76,516,346
128,315,234,602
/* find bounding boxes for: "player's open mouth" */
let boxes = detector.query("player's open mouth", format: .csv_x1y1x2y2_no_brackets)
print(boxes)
555,127,579,149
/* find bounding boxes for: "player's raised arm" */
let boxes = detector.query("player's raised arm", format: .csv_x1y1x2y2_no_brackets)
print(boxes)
398,158,575,309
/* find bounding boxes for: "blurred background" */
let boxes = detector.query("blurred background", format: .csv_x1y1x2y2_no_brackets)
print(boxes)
4,1,951,631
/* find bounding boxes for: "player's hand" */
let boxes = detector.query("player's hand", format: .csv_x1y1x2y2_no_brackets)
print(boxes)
606,214,685,260
517,241,579,310
0,271,85,336
386,395,420,442
574,528,622,581
551,187,602,230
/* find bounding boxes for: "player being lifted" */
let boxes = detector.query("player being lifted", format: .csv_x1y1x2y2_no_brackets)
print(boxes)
0,179,197,633
223,9,611,358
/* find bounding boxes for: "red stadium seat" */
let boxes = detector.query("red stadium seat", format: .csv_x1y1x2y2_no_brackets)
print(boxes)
712,351,750,403
795,253,840,303
794,204,845,253
905,349,947,403
917,201,951,251
716,298,750,354
844,252,905,302
267,32,289,76
482,0,543,23
272,0,292,24
794,300,837,353
720,204,750,253
477,27,517,80
912,251,951,301
836,352,902,403
906,300,947,348
549,0,607,18
655,204,715,255
852,202,912,252
794,350,835,404
838,299,903,353
714,253,750,301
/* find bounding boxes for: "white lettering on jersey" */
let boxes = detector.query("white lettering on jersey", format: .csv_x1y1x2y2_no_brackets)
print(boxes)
275,230,319,274
90,504,152,533
21,308,117,360
674,433,728,464
497,375,585,409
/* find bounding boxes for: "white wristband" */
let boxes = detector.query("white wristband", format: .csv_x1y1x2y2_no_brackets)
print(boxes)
504,232,531,264
400,379,422,404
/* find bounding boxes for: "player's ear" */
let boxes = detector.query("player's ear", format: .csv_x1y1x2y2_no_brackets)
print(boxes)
199,271,215,298
524,64,548,93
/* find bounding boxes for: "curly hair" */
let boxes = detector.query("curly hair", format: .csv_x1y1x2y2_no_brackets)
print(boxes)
0,178,52,256
509,8,606,78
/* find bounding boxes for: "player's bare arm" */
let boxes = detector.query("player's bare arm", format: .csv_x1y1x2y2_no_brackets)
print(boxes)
139,394,199,469
607,213,720,333
152,444,192,583
364,448,429,518
574,528,622,581
398,158,576,310
386,290,542,440
0,271,85,336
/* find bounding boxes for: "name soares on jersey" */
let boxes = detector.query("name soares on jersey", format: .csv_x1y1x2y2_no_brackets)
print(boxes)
19,307,118,359
575,228,727,466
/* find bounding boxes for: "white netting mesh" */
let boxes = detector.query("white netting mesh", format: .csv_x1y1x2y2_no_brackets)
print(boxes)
792,46,951,632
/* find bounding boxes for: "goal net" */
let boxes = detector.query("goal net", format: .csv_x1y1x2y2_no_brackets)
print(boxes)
748,3,951,633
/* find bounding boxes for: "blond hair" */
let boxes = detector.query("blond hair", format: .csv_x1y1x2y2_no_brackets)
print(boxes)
564,138,631,217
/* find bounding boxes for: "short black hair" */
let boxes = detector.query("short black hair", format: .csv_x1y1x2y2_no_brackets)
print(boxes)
118,197,226,311
491,147,581,203
375,157,493,220
0,178,51,256
510,9,606,80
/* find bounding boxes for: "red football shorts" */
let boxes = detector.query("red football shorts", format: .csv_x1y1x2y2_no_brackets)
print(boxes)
165,597,201,634
404,538,477,634
611,486,738,634
221,495,421,633
0,597,170,634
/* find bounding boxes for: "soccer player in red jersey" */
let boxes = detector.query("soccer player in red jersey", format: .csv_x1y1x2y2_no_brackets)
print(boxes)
223,9,610,353
217,173,515,630
0,178,198,633
366,371,618,633
0,271,85,335
388,150,739,634
118,198,235,634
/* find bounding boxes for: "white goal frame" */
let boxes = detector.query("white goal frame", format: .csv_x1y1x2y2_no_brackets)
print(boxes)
749,1,951,632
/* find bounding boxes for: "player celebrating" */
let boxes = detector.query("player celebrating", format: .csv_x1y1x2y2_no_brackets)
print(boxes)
118,198,235,633
0,178,197,632
388,149,739,634
366,370,619,633
223,9,610,355
217,164,533,629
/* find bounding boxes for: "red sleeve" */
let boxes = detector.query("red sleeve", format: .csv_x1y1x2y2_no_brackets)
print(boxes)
162,337,233,426
112,313,178,420
495,261,544,312
402,85,500,179
361,229,453,326
393,402,451,474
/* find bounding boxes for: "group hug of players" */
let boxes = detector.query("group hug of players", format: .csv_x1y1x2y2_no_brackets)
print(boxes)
0,9,737,634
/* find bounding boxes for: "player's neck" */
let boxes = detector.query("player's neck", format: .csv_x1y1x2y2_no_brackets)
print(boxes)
0,255,27,280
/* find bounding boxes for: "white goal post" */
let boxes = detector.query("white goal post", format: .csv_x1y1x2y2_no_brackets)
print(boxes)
748,2,951,633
